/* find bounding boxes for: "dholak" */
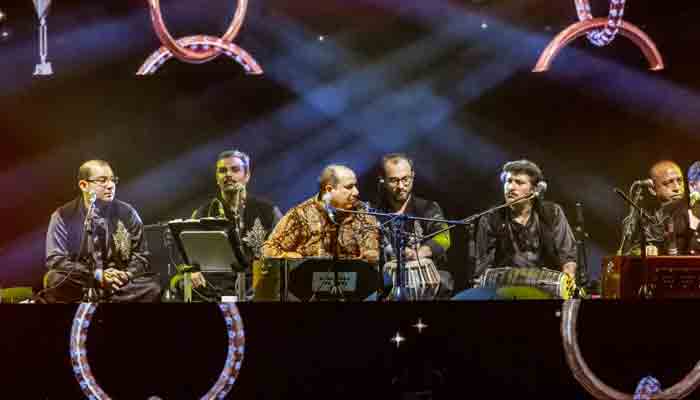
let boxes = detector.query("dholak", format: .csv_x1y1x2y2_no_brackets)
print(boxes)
383,259,440,301
476,267,576,299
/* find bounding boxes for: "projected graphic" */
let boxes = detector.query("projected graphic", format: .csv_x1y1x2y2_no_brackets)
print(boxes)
69,303,246,399
561,300,700,398
534,0,663,72
137,0,263,75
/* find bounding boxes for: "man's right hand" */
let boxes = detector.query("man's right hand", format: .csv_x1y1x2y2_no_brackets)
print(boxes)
191,272,207,288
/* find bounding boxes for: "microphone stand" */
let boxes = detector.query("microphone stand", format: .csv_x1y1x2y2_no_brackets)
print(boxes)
81,197,104,303
335,205,472,301
574,202,591,294
614,187,655,299
228,188,249,302
337,192,539,301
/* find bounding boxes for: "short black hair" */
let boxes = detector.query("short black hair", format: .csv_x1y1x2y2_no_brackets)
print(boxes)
500,159,544,185
381,153,414,176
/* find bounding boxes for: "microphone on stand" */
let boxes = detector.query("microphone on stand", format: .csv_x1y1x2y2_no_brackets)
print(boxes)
534,181,548,197
633,178,654,187
322,192,337,224
224,182,245,212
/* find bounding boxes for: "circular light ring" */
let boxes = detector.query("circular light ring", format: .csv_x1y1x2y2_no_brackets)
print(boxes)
533,18,663,72
137,35,264,75
69,303,245,400
147,0,248,63
574,0,626,47
561,300,700,399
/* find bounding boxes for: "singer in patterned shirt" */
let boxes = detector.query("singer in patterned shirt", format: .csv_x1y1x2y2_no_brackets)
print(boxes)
262,164,379,263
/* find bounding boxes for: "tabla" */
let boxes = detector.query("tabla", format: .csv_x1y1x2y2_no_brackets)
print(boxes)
383,259,441,301
475,267,576,299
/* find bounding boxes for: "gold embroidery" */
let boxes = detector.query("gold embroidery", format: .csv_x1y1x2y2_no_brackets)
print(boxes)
113,220,131,261
242,217,267,259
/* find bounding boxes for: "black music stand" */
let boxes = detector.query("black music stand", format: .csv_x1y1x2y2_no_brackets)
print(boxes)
168,219,247,301
289,259,379,302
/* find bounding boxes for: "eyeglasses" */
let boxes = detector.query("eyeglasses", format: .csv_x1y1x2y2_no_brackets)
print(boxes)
385,176,413,186
86,176,119,185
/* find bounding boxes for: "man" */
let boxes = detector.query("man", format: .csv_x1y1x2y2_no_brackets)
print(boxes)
455,160,577,300
375,153,452,297
43,160,160,303
263,164,379,262
620,160,690,255
183,149,282,301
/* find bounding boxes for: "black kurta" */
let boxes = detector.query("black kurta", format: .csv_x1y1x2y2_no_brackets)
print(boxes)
44,196,160,303
475,200,577,278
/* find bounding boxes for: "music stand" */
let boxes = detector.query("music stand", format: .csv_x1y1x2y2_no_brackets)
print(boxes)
178,231,244,273
289,259,378,302
168,219,247,302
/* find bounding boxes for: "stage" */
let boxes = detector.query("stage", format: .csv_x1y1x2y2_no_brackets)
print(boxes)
3,301,700,399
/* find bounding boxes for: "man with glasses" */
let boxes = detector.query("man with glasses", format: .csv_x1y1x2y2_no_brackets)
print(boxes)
183,150,282,301
43,160,160,302
375,153,453,298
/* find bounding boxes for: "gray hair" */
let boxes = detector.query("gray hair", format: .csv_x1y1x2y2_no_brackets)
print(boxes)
217,149,251,173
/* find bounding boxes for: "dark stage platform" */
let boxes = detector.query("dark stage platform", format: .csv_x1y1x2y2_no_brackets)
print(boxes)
2,301,700,399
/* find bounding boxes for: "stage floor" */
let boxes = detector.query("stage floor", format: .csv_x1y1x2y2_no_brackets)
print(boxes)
2,301,700,399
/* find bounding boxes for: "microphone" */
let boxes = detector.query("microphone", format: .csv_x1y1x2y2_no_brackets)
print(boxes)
357,200,372,211
633,179,654,187
534,181,548,196
224,182,245,212
321,192,337,224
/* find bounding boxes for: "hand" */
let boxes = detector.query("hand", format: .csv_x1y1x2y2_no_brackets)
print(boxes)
562,262,577,278
104,268,129,290
403,246,431,261
190,272,207,288
403,247,418,260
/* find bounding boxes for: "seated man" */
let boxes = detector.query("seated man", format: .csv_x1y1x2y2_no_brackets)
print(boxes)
454,160,577,300
177,150,282,301
263,164,379,262
620,160,690,256
43,160,160,303
375,153,452,298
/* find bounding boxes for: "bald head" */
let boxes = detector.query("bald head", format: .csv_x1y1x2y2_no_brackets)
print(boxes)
78,159,111,181
318,164,359,209
649,160,684,204
318,164,354,192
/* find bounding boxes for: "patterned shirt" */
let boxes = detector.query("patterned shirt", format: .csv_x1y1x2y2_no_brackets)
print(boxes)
262,196,380,263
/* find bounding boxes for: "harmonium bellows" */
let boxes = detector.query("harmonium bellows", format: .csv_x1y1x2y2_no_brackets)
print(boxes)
602,256,700,299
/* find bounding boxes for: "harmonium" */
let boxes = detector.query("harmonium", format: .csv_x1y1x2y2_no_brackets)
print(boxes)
602,256,700,299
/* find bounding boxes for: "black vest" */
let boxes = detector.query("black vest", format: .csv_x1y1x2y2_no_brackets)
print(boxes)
58,197,139,262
